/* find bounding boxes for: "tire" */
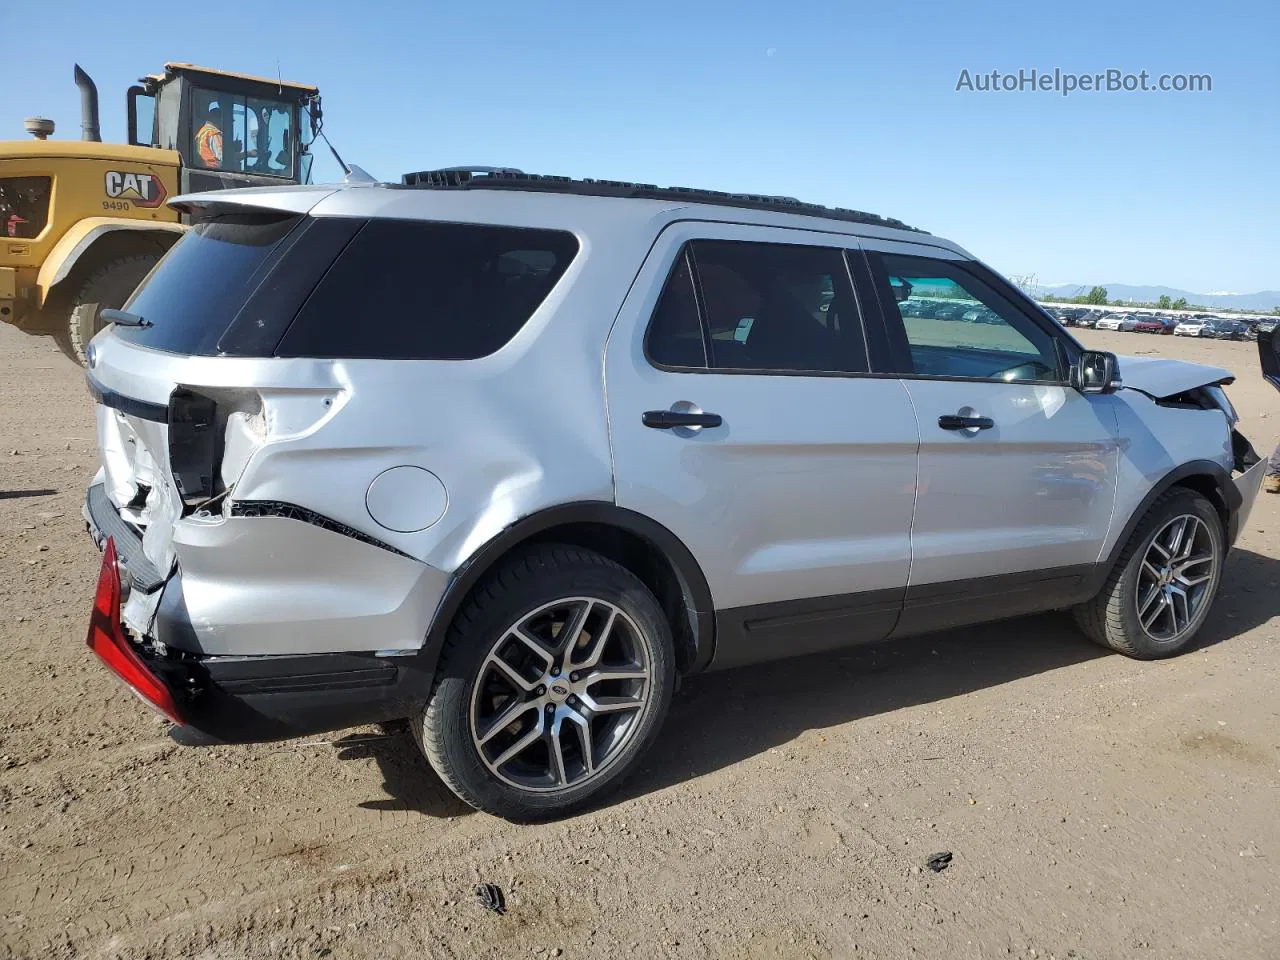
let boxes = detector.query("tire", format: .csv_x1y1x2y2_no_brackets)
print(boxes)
54,254,160,365
1073,488,1225,659
418,544,676,820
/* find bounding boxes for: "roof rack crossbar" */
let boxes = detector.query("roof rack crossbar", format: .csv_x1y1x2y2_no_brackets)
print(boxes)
395,170,925,233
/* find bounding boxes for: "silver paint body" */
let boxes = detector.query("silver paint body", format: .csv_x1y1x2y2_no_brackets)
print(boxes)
86,182,1261,660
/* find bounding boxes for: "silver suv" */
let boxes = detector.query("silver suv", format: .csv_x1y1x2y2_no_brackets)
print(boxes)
83,170,1268,819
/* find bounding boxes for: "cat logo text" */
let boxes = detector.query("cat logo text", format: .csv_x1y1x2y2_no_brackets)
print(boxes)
103,171,168,210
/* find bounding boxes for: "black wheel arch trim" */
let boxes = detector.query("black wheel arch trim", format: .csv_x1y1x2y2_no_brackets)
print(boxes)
1087,458,1241,596
416,501,717,681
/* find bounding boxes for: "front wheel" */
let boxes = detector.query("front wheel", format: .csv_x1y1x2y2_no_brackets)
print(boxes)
1073,488,1225,659
418,545,675,820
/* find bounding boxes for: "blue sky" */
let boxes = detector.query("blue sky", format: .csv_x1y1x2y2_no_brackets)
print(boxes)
4,0,1277,293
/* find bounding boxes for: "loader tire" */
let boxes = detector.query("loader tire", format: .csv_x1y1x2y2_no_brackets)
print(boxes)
54,254,159,366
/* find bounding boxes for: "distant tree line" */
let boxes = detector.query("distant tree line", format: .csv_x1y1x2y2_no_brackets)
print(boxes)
1041,286,1280,315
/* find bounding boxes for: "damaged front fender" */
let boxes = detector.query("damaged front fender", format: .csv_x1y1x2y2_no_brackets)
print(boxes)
1116,355,1234,401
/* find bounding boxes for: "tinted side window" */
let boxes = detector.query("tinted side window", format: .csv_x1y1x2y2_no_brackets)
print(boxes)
646,252,707,368
277,220,579,360
691,240,867,374
870,252,1061,382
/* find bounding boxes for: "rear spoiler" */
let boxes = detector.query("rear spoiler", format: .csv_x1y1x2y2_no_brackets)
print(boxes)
167,185,340,219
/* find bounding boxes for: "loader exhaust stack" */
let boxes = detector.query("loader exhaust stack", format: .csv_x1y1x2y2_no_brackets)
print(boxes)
74,64,102,142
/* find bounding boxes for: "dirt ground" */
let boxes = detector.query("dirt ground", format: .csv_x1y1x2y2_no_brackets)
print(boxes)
1,323,1278,960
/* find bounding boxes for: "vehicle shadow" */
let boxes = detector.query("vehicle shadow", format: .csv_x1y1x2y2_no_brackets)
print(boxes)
333,725,474,818
1193,546,1280,650
341,548,1279,818
621,545,1280,804
620,612,1105,803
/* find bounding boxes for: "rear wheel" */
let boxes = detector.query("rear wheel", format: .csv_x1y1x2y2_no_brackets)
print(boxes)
54,254,159,365
1073,488,1224,658
418,545,675,820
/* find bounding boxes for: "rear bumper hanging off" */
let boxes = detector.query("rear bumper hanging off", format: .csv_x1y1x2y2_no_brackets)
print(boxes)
82,485,439,743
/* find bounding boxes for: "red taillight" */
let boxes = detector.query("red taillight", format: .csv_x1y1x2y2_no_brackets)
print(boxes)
86,538,182,724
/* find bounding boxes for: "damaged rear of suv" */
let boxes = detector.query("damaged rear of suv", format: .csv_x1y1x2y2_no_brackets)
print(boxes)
83,173,1268,820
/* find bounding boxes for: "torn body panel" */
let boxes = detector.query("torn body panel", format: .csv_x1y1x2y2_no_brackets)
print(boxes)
1116,355,1234,399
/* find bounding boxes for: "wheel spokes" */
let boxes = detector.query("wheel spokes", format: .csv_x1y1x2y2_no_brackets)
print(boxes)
509,626,555,668
1136,514,1218,642
581,694,646,715
1176,571,1213,588
547,716,570,786
1164,516,1197,561
490,714,546,771
569,607,618,672
553,601,592,656
1168,586,1191,634
485,652,539,693
1140,589,1169,629
478,698,538,747
585,668,648,684
1173,518,1200,561
1137,581,1164,619
563,710,595,775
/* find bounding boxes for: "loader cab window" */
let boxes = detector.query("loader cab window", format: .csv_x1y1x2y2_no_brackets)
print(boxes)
232,98,294,176
152,82,182,151
192,90,227,169
192,87,296,178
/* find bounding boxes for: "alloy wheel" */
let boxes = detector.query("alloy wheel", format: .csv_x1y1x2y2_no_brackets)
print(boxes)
468,597,651,792
1135,514,1218,642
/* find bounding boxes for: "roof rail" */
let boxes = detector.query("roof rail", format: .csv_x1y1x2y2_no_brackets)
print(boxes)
396,169,924,233
403,166,526,187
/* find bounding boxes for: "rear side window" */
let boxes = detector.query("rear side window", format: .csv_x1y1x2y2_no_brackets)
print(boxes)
645,239,868,375
276,220,580,359
693,241,866,374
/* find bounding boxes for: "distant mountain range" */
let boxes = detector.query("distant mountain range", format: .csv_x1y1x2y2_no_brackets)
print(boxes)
1041,284,1280,313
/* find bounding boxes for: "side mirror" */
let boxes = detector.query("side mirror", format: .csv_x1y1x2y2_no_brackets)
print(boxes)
126,85,153,147
1071,350,1120,395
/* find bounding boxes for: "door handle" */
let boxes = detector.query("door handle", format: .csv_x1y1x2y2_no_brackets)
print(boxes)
938,413,994,431
642,410,723,429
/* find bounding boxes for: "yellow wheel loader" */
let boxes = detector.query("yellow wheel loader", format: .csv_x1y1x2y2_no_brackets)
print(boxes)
0,63,322,364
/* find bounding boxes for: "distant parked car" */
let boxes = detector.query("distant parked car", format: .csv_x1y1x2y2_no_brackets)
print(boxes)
1204,319,1249,341
1096,314,1137,332
932,302,963,321
1174,319,1208,337
1075,311,1100,328
1133,317,1172,334
1047,308,1072,326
